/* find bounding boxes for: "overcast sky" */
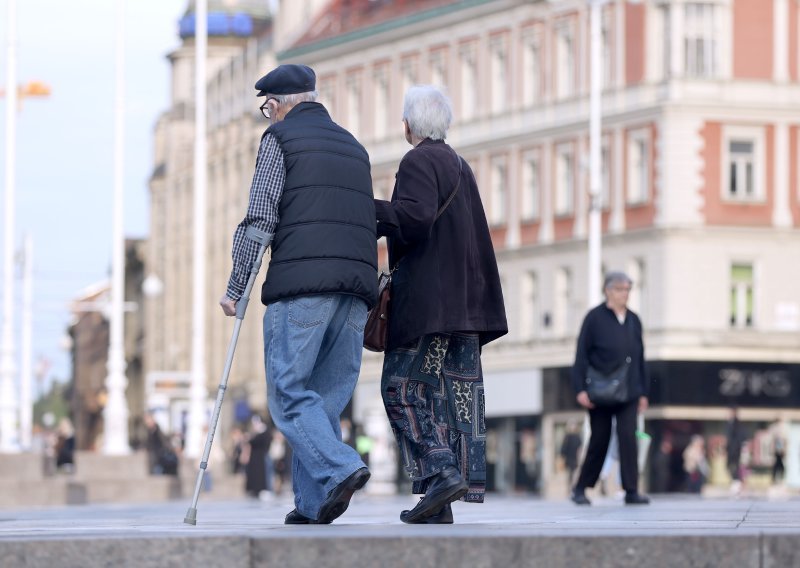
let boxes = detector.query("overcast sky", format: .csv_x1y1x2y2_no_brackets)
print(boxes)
0,0,186,389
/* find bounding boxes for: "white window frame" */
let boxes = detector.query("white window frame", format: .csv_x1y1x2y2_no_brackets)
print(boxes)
626,129,651,205
556,24,575,98
346,73,362,138
722,125,766,203
521,149,541,221
490,36,509,115
601,139,612,210
684,2,718,78
601,13,613,89
730,262,755,329
522,29,542,106
555,143,575,216
372,66,389,141
521,271,539,340
400,55,418,97
490,156,508,226
430,50,448,89
554,267,573,337
459,43,478,121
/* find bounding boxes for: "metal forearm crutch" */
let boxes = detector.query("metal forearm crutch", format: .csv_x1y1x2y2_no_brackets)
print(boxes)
184,226,272,525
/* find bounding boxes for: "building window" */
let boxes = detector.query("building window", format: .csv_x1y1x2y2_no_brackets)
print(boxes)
521,151,541,220
430,50,448,88
373,67,389,140
318,77,336,118
627,258,646,317
490,157,508,226
460,44,478,120
723,126,765,202
626,130,650,205
602,16,612,88
554,267,573,337
730,264,754,328
346,74,361,138
522,32,542,105
684,2,717,78
521,272,539,340
601,143,611,209
490,37,508,114
400,55,418,96
555,144,574,216
556,25,575,98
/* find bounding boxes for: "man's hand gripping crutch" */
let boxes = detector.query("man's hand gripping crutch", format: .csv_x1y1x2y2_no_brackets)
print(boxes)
184,226,272,525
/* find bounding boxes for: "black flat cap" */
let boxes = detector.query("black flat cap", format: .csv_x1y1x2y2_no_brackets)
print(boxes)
255,64,316,97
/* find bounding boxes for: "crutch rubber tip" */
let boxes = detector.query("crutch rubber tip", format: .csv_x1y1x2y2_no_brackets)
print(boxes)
184,508,198,525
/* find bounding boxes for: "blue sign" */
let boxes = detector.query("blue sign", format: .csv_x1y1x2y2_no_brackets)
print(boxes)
179,12,254,38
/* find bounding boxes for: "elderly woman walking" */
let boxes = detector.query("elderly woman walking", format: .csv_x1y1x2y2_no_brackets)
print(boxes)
375,85,507,524
570,272,650,506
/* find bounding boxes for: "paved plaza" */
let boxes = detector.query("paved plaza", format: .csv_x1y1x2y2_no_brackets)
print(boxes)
1,494,799,567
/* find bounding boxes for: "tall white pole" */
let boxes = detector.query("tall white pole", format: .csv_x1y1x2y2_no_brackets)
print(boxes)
186,0,208,458
587,0,603,306
102,0,130,455
0,0,20,453
19,234,32,451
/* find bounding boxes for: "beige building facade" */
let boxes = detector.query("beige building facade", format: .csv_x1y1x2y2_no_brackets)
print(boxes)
147,0,800,496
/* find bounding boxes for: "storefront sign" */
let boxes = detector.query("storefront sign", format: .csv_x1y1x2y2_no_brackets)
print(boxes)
649,361,800,408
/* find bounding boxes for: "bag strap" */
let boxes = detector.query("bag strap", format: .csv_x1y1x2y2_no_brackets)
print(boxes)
391,153,464,275
435,154,463,221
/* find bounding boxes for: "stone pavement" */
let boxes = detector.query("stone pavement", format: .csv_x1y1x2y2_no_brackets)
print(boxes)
1,494,799,567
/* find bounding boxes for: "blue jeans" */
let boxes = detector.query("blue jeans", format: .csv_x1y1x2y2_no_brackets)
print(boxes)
263,293,368,520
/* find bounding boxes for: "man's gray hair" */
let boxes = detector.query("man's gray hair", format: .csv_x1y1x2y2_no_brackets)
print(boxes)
603,271,633,290
403,85,453,141
268,90,318,106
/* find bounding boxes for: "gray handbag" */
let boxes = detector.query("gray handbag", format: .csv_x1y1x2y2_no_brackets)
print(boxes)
585,357,631,405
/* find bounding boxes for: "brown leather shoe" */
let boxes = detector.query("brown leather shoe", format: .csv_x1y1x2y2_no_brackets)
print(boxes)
400,503,453,524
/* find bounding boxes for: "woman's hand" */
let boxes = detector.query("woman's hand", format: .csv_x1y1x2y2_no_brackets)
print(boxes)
638,396,649,413
576,391,595,409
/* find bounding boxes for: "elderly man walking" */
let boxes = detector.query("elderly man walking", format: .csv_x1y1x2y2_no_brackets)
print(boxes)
220,64,378,524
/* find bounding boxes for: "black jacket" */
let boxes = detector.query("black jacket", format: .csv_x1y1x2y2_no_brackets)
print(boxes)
571,303,649,401
375,139,507,351
261,102,378,308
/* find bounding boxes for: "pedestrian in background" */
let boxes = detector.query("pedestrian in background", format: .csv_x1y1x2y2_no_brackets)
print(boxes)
726,406,744,494
560,421,583,494
682,435,709,493
375,85,508,524
570,272,650,506
220,64,377,524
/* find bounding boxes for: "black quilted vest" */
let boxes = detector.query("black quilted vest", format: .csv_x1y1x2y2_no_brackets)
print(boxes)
260,102,378,309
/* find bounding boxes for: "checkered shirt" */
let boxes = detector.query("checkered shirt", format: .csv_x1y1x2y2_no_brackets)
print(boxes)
225,133,285,301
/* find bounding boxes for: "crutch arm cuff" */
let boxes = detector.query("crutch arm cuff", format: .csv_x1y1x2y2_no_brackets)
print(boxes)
245,226,273,247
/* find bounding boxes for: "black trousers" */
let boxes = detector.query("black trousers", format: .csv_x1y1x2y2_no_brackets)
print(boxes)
575,399,639,494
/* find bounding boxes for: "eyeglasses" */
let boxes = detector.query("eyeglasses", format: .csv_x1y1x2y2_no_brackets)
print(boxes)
259,97,279,120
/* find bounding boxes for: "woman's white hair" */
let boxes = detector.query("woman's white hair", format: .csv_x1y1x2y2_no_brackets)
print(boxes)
403,85,453,141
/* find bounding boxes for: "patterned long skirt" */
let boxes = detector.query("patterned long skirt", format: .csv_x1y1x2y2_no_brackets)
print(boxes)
380,332,486,503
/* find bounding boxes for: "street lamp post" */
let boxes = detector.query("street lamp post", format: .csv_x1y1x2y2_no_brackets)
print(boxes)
186,0,209,458
102,0,130,455
0,0,20,453
19,235,33,450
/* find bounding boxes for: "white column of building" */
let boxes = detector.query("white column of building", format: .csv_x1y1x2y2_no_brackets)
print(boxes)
19,235,32,451
186,0,209,458
0,0,20,453
103,0,130,455
587,0,603,305
669,0,685,79
773,123,792,228
774,0,789,83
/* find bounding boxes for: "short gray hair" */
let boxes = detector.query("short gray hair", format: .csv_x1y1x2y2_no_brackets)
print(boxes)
603,271,633,290
402,85,453,141
268,90,318,106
